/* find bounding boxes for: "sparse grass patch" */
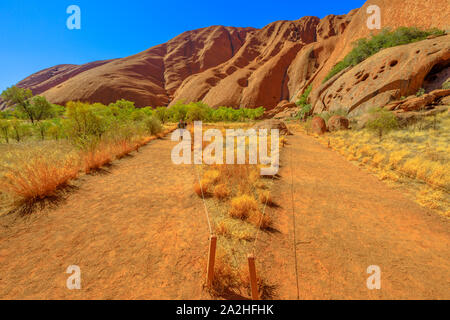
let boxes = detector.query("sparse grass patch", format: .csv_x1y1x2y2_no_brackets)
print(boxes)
416,187,448,214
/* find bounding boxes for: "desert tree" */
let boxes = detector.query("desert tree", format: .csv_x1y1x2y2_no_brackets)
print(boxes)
1,86,34,123
1,86,54,124
31,96,55,122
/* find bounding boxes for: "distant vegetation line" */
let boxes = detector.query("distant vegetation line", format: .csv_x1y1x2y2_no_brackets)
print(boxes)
0,86,265,145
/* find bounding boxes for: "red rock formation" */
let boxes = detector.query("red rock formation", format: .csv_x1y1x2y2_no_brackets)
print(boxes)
21,26,254,108
312,35,450,115
171,16,320,108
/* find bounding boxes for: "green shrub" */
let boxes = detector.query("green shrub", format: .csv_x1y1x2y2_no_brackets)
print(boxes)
0,119,10,143
296,85,312,106
154,107,169,124
297,104,312,121
442,79,450,90
295,85,313,121
366,107,399,140
65,101,109,147
416,88,426,97
10,119,31,142
323,27,445,83
34,121,52,141
109,99,135,110
0,96,266,145
144,116,162,135
47,121,64,140
185,102,210,121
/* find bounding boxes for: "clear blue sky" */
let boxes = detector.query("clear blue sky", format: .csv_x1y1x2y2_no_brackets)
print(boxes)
0,0,365,93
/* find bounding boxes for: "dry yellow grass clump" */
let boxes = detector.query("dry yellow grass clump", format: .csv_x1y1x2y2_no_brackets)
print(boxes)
194,178,211,197
213,183,230,200
229,194,259,219
0,145,80,207
248,210,272,229
83,145,113,174
112,139,139,160
258,190,273,206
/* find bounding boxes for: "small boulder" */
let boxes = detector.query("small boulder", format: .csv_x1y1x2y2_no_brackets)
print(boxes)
311,116,326,135
327,115,349,131
253,119,292,135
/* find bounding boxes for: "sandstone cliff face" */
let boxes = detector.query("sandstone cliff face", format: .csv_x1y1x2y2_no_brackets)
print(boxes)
7,0,450,111
171,16,320,108
26,26,254,108
312,35,450,116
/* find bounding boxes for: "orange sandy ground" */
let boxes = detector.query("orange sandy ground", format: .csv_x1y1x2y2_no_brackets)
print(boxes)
257,134,449,299
0,132,449,299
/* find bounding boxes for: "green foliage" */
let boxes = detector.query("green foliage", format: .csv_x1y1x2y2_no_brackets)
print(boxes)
443,80,450,90
52,104,66,117
153,101,264,123
144,116,162,135
141,107,154,117
416,88,426,97
0,110,15,119
109,99,135,110
31,96,55,121
0,86,57,124
65,101,109,147
366,107,399,140
10,119,31,142
185,102,211,121
0,119,10,143
296,85,312,107
47,120,64,140
1,86,32,107
296,104,312,121
34,121,52,141
0,96,265,145
323,27,445,83
295,85,313,121
1,86,34,123
154,107,169,124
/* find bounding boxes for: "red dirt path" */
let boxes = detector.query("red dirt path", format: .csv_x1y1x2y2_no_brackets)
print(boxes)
258,133,449,299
